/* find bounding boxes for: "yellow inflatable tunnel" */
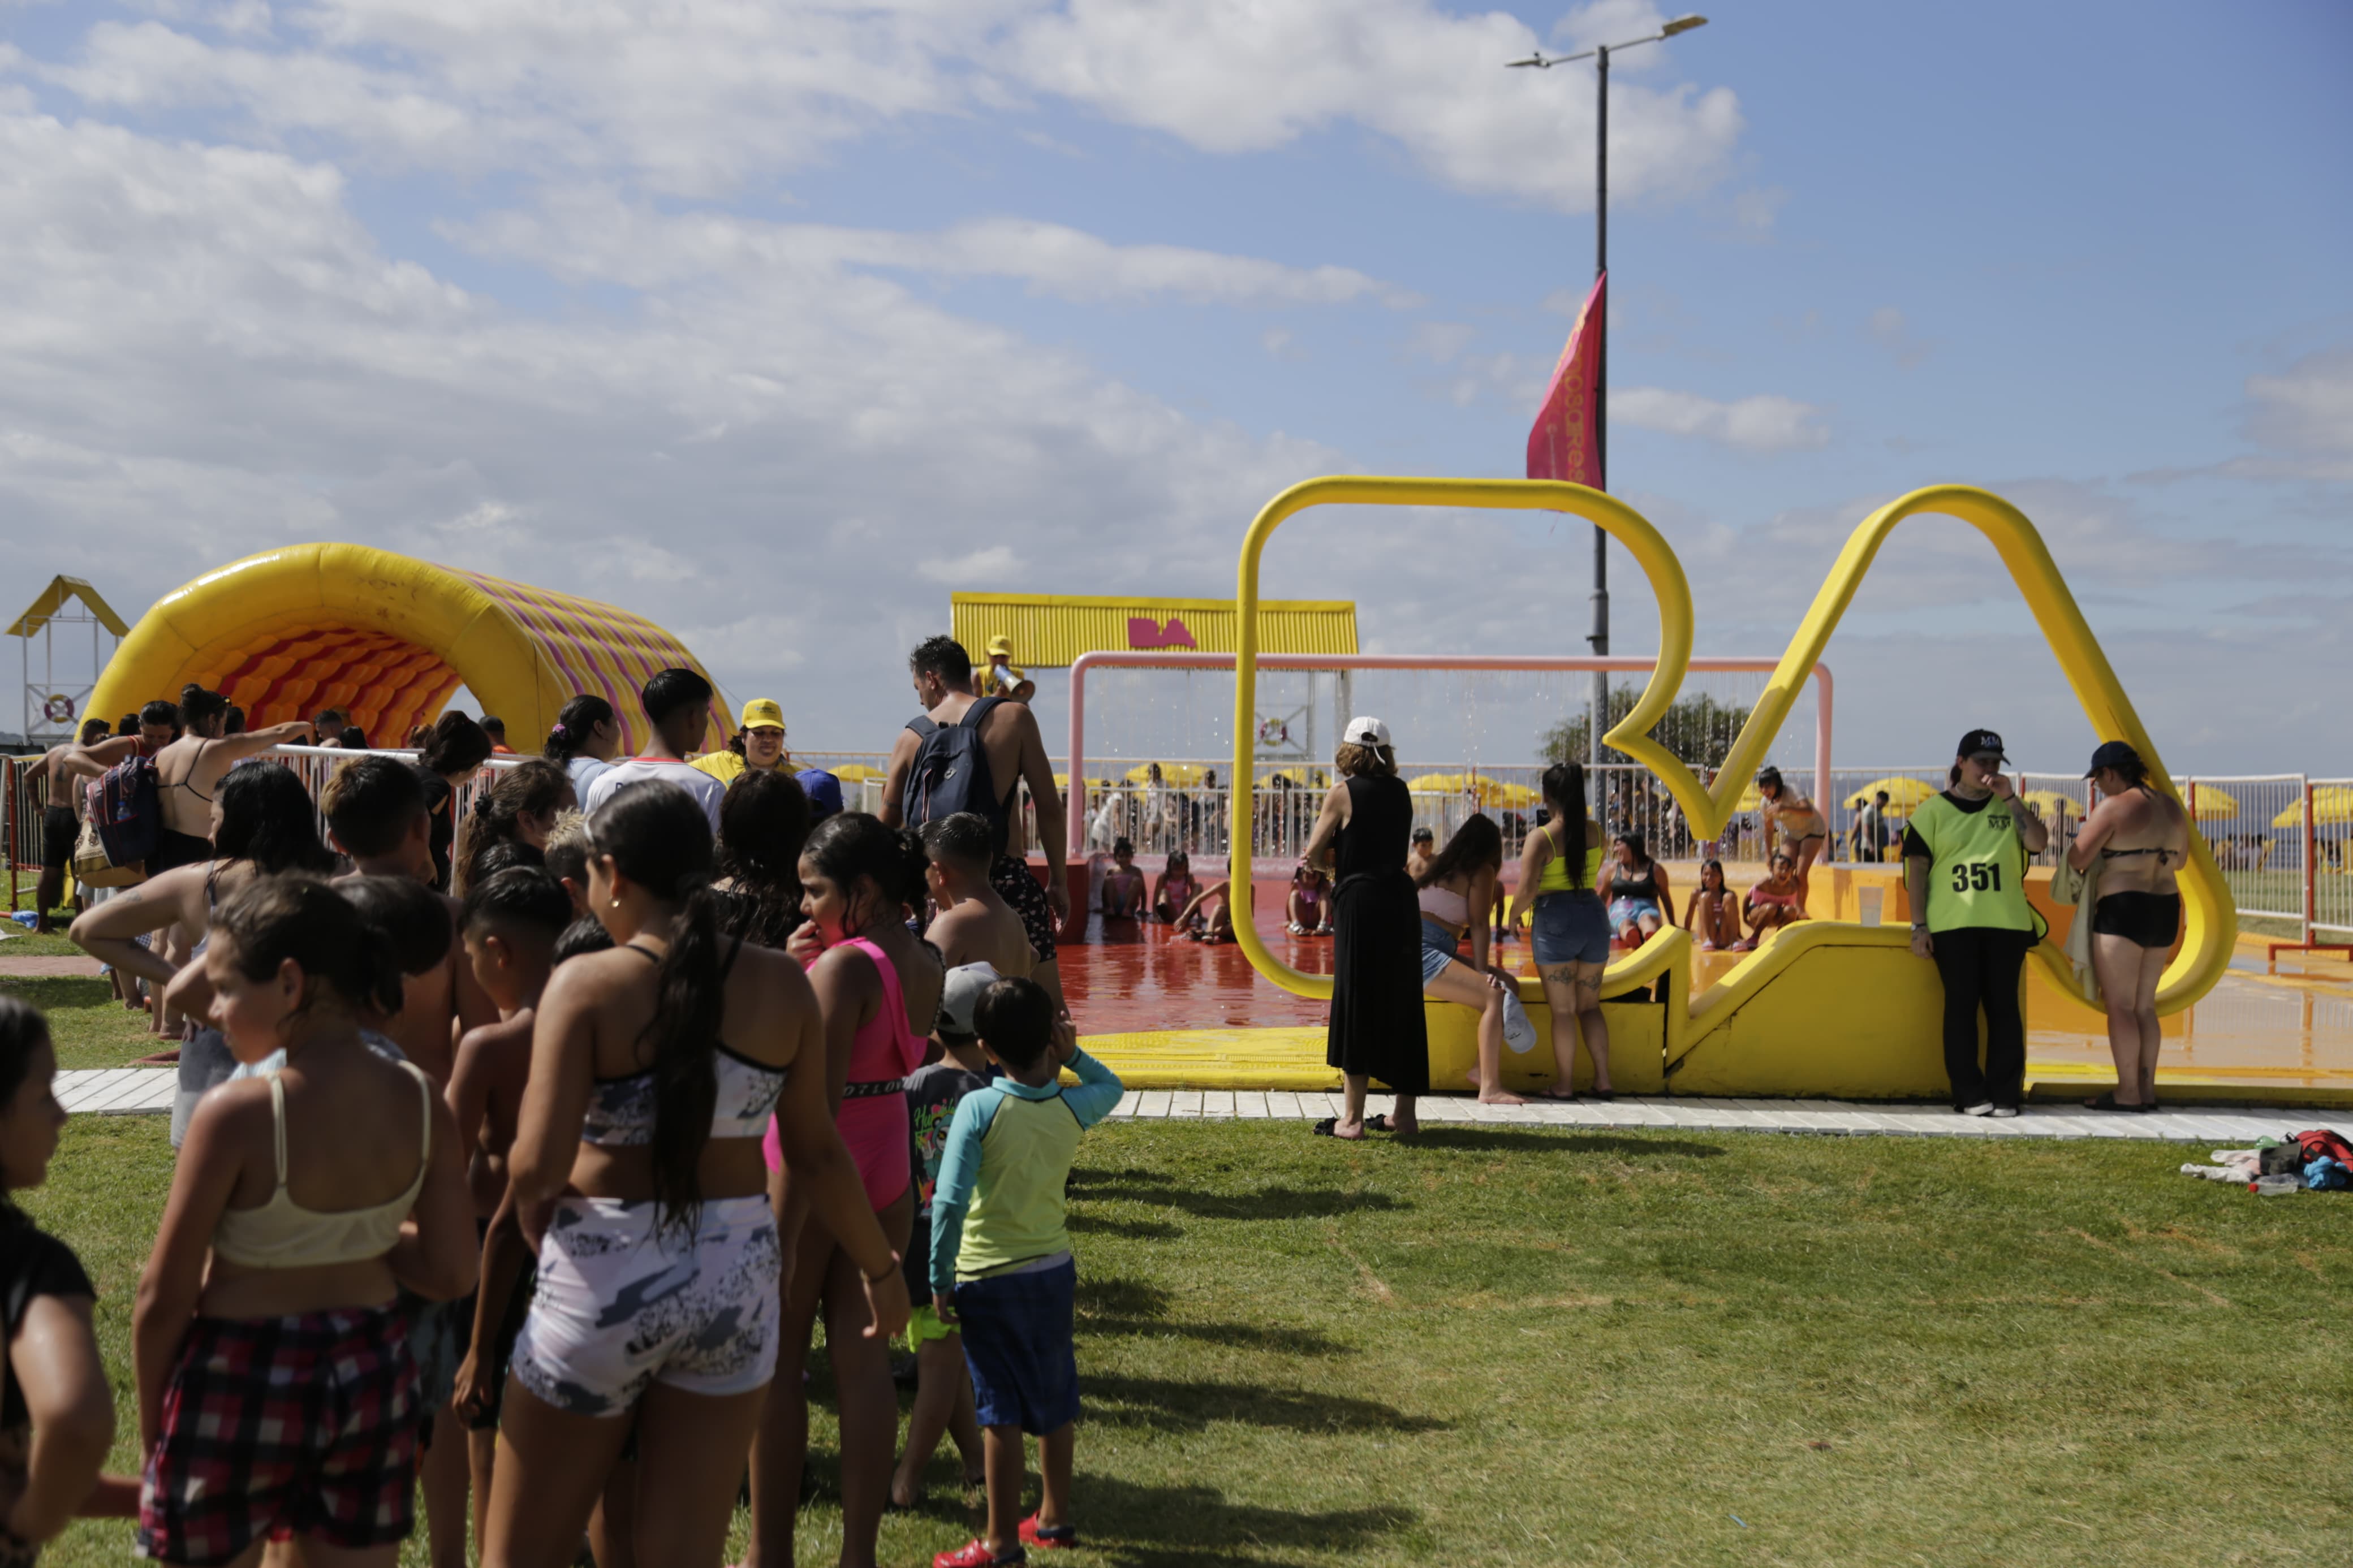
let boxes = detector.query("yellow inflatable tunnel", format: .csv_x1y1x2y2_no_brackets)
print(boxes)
90,545,728,753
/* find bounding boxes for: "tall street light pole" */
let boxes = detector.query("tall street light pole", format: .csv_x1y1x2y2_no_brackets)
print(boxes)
1509,14,1708,770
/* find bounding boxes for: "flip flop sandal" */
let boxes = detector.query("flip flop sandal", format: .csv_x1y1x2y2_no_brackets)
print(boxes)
2084,1092,2145,1112
1311,1117,1362,1140
1363,1114,1393,1133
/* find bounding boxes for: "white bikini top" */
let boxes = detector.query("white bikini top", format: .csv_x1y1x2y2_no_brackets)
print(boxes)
212,1061,433,1269
1416,884,1471,924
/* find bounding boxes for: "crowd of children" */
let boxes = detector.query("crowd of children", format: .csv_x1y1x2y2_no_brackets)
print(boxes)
18,641,1123,1568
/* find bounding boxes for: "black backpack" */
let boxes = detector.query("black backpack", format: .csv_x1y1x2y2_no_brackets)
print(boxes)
903,697,1010,850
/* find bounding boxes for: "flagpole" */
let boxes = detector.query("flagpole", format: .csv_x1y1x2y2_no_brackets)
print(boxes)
1590,43,1610,774
1505,15,1710,779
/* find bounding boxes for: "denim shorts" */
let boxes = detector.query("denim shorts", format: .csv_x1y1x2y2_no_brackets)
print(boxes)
1531,892,1610,967
1419,918,1459,985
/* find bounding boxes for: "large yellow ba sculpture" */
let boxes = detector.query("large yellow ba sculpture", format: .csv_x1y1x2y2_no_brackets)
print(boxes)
91,545,727,754
1226,480,2234,1102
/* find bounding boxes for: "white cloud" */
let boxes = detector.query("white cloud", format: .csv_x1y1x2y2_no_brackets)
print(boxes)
2242,348,2353,480
1001,0,1742,211
1609,388,1831,452
1865,305,1932,369
0,108,1343,737
919,546,1022,585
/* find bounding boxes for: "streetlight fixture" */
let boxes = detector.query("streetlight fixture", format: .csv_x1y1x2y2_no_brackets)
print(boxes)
1507,15,1708,770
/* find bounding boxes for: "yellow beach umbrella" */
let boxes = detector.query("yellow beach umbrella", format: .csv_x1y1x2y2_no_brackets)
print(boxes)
2020,789,2082,821
1469,779,1540,810
1407,773,1465,794
1124,762,1208,787
1845,776,1937,811
2272,787,2353,828
2170,782,2239,820
830,763,884,782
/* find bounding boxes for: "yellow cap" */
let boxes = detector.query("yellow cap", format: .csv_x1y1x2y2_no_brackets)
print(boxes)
739,698,786,733
986,635,1014,658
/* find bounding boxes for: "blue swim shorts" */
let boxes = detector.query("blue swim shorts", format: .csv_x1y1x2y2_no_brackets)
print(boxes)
955,1256,1079,1436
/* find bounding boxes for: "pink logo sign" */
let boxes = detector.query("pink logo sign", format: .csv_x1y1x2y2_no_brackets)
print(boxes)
1127,616,1198,650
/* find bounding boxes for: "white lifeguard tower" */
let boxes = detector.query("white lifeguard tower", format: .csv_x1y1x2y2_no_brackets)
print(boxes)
9,577,127,745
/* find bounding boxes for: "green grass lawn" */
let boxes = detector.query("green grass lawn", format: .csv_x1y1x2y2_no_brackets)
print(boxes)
21,1116,2350,1567
0,924,171,1071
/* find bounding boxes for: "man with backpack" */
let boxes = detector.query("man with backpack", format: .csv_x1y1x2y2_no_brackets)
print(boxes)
75,688,313,876
883,637,1070,1009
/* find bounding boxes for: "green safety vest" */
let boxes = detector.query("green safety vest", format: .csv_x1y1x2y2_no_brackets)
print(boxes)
1908,793,2037,935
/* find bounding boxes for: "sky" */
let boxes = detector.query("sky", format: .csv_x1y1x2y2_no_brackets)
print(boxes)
2,0,2348,778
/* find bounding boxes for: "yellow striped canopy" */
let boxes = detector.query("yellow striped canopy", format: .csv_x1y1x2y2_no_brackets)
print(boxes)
90,544,729,755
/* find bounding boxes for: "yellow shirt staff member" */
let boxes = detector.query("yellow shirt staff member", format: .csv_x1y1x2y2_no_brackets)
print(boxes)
692,699,791,787
1902,727,2049,1118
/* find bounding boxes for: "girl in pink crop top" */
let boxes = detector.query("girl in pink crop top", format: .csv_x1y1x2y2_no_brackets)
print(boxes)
764,935,925,1206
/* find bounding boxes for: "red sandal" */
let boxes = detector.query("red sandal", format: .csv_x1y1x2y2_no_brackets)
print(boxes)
933,1540,1025,1568
1019,1513,1078,1549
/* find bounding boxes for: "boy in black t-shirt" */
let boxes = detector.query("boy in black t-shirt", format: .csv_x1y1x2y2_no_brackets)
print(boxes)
889,964,996,1508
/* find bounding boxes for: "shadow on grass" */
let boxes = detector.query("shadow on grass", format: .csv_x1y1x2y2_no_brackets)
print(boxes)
1067,1212,1185,1240
1078,1276,1341,1357
1075,1475,1414,1566
1085,1373,1447,1435
1399,1129,1727,1157
0,976,113,1008
1071,1167,1406,1219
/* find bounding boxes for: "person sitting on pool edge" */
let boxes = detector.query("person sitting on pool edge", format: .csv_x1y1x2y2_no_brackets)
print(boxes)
1743,853,1806,944
1150,850,1200,924
1174,869,1235,942
1098,839,1145,919
1286,863,1331,935
1602,832,1670,949
1683,859,1745,951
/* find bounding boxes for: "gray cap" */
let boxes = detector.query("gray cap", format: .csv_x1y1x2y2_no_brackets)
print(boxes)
936,961,1003,1038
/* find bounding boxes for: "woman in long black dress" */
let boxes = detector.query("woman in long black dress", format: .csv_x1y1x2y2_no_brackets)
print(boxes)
1300,717,1427,1139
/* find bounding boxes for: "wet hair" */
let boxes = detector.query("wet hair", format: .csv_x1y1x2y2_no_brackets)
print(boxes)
0,995,52,1183
1111,837,1134,860
1755,767,1785,800
1769,850,1796,871
457,759,572,895
215,875,404,1022
544,694,617,763
1165,850,1190,875
321,755,429,859
542,809,589,891
1417,813,1503,888
337,875,454,978
419,711,493,778
583,780,726,1236
554,916,615,963
178,684,230,734
923,812,995,874
1334,741,1397,778
1701,858,1727,892
1616,831,1652,867
225,706,247,736
336,725,367,750
908,636,973,686
139,700,180,733
803,811,929,936
480,717,506,741
716,769,811,949
463,866,574,944
1540,762,1592,890
974,976,1055,1073
640,668,714,728
213,763,337,875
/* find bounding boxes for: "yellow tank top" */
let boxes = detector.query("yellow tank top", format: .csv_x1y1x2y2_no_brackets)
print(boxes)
1536,826,1606,895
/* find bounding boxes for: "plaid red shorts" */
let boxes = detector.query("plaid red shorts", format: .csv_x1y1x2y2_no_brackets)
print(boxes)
138,1308,419,1565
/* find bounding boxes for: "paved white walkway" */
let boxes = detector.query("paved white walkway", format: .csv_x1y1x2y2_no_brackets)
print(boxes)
58,1069,2345,1143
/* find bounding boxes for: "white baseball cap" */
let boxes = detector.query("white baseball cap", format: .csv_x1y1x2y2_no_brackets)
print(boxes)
1343,715,1391,748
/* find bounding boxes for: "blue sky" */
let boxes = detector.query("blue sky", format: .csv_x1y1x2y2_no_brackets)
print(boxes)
2,0,2347,775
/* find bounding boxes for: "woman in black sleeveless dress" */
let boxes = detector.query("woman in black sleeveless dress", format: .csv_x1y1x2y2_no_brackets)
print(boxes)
1300,718,1427,1139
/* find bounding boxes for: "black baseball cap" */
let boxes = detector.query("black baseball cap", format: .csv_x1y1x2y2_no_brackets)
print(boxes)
2084,740,2141,778
1955,728,2007,761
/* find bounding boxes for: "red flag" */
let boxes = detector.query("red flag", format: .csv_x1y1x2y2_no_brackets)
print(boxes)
1525,273,1604,489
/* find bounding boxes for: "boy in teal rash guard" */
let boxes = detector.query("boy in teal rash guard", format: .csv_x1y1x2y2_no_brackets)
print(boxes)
927,978,1124,1568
